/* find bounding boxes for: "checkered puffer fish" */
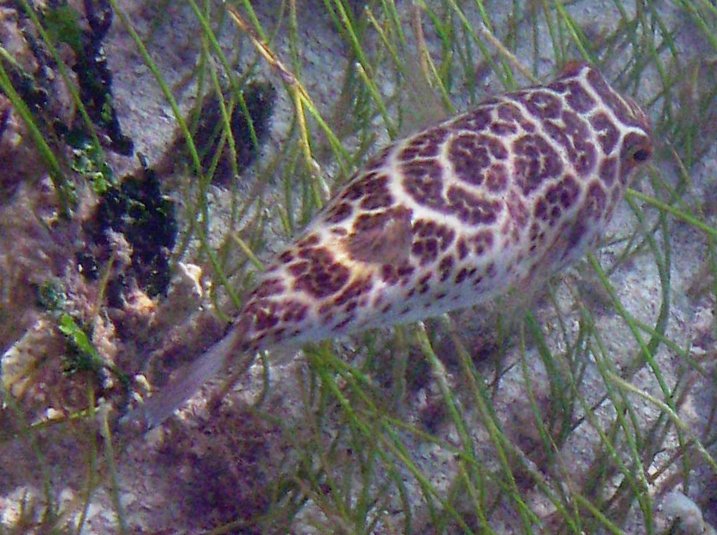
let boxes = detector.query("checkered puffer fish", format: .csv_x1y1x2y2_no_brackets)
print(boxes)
126,62,652,430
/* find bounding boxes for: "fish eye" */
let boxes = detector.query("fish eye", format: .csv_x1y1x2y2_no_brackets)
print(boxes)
632,148,651,162
622,133,652,164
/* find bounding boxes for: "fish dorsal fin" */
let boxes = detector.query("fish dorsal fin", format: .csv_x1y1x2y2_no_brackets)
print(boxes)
399,52,450,136
559,60,590,77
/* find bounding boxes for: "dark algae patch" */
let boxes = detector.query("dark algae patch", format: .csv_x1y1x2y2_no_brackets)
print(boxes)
79,160,177,303
1,1,134,209
13,0,133,155
45,0,133,155
160,80,276,185
158,408,283,533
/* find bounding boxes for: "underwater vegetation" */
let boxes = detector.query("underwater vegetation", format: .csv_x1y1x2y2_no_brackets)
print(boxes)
159,79,276,186
44,0,134,156
78,161,178,301
2,0,132,205
0,0,716,534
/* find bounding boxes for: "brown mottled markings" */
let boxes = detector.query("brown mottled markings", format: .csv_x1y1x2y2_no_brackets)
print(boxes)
451,107,492,132
418,271,433,286
566,80,597,112
292,246,350,298
497,102,536,132
499,220,511,241
353,211,386,233
244,299,280,331
347,206,413,265
456,237,468,260
287,262,304,277
529,222,539,241
544,175,580,212
341,171,390,206
589,112,619,155
449,134,487,186
270,327,286,341
564,219,587,253
449,133,508,187
486,262,497,278
337,172,389,209
447,186,502,226
549,79,596,113
507,191,529,227
280,300,309,323
297,233,320,248
401,159,444,210
411,219,456,266
332,315,355,332
454,267,470,284
490,120,517,135
263,264,282,275
438,255,455,282
469,230,494,256
380,264,398,284
520,89,562,119
363,145,392,172
400,127,450,161
397,264,415,285
599,157,618,187
485,163,509,192
534,198,562,226
586,68,642,129
543,110,596,176
584,181,607,220
332,276,373,309
358,173,393,210
563,110,597,174
504,191,529,243
278,250,295,264
528,222,546,252
418,272,432,294
325,201,353,224
513,133,563,195
254,278,285,298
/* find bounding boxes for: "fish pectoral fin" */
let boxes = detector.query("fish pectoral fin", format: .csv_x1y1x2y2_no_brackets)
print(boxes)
344,206,413,265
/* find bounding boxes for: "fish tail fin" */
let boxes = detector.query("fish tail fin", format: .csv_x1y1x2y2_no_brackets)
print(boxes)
120,325,249,432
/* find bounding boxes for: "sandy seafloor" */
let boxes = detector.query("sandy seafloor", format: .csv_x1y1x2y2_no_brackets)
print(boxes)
1,1,716,533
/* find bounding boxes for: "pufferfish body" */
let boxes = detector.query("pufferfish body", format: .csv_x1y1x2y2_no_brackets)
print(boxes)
130,62,653,429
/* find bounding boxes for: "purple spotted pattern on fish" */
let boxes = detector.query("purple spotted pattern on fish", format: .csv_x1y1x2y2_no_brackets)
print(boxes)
127,62,653,430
